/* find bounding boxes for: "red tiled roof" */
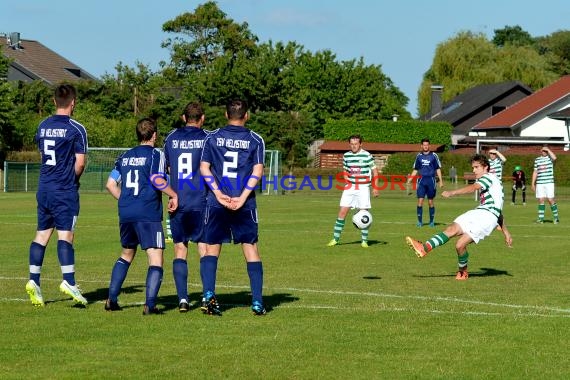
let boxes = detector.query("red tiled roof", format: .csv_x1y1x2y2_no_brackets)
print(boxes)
473,75,570,130
319,141,445,153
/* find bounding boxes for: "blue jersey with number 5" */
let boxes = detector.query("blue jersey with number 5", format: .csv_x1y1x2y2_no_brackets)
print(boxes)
111,145,166,223
201,125,265,209
35,115,88,192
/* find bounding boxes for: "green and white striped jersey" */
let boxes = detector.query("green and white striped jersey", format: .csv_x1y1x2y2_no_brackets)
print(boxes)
533,156,555,184
476,173,503,218
489,157,504,180
343,149,376,185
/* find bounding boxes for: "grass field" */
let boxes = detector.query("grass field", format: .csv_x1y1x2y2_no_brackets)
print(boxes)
1,188,569,379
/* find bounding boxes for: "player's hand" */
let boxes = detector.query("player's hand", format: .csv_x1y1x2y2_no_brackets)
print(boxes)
504,233,513,248
229,197,246,210
531,184,536,192
215,193,231,207
372,189,380,198
442,190,452,198
168,196,178,212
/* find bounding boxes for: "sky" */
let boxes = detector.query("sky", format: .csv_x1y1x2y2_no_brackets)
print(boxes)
2,0,569,117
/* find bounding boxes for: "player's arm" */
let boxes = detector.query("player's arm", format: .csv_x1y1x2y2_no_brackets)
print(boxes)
441,182,481,198
490,149,507,163
371,167,380,197
496,214,513,248
150,173,178,212
544,147,557,161
105,169,121,200
231,163,264,210
75,153,86,178
436,168,443,188
407,169,418,184
531,169,538,191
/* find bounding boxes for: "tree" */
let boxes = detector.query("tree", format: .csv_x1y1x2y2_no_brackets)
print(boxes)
161,1,258,74
492,25,534,47
0,48,16,162
418,31,557,116
536,30,570,75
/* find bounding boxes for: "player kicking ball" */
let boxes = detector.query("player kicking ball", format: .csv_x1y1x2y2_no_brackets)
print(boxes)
405,154,512,280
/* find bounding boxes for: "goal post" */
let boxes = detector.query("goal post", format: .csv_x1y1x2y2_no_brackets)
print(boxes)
3,147,128,192
263,149,282,195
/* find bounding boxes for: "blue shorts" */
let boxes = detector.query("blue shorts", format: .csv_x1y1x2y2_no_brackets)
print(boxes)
119,221,165,250
36,190,79,231
416,177,437,199
203,206,258,244
169,209,204,244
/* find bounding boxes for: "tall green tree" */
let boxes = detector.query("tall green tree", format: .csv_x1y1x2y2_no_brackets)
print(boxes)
492,25,534,47
418,31,557,116
161,1,258,74
536,30,570,75
0,48,16,161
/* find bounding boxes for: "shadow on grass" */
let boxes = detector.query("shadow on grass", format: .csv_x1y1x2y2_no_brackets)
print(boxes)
414,267,512,278
342,239,387,246
213,291,299,314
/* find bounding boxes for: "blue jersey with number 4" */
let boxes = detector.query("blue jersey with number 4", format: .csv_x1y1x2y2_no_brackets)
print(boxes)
111,145,166,223
35,115,88,192
201,125,265,209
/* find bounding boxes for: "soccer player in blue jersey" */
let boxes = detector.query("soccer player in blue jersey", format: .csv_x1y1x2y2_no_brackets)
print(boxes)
407,138,443,227
105,118,178,315
406,154,512,280
199,99,266,316
25,84,88,307
163,102,209,312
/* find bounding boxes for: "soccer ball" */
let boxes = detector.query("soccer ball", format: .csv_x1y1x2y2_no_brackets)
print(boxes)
352,209,373,230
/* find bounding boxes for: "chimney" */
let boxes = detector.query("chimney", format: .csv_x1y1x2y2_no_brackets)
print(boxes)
430,85,443,118
8,32,21,50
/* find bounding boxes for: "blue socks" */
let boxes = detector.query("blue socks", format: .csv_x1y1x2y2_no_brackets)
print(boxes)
145,266,163,308
29,242,46,286
173,258,188,302
108,258,131,302
200,256,218,296
57,240,75,285
247,261,264,304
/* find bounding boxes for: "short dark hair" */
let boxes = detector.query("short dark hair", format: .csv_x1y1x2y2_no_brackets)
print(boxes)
348,134,362,143
136,118,157,142
182,102,204,123
471,153,490,170
421,138,430,144
54,84,76,108
226,99,248,120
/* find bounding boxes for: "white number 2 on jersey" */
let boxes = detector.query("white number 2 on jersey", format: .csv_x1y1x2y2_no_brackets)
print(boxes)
222,151,238,178
126,169,140,196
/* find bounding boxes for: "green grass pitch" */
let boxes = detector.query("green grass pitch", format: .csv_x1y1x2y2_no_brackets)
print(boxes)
1,189,569,379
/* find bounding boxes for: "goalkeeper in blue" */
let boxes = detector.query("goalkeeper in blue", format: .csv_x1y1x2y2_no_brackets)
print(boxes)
406,154,512,280
105,118,178,315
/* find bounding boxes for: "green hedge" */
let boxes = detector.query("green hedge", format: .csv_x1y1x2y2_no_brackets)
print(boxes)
323,120,452,146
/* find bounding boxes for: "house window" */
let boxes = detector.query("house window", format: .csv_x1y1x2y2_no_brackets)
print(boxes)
492,106,506,115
